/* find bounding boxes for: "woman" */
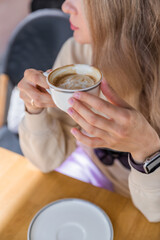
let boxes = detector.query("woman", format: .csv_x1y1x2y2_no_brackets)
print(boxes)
18,0,160,222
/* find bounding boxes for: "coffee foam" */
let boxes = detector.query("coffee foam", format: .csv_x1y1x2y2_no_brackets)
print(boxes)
55,74,95,90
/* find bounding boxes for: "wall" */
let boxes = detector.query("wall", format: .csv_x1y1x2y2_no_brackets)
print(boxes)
0,0,31,60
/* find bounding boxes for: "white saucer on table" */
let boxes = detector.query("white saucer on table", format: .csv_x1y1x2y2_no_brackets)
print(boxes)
28,198,113,240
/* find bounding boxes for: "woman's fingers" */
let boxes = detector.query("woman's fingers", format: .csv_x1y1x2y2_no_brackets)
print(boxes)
70,128,106,148
18,68,56,114
20,84,55,108
68,97,116,133
20,87,55,109
24,68,49,89
18,71,56,109
67,105,111,140
101,79,130,108
72,91,123,120
19,91,33,107
72,91,133,124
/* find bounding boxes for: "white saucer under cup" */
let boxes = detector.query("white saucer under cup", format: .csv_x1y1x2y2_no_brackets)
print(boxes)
28,198,113,240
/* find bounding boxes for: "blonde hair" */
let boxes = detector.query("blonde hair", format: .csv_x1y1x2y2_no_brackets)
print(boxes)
84,0,160,133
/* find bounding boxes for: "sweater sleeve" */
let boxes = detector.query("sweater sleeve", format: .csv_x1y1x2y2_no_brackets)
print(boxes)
19,108,77,172
128,166,160,222
19,37,92,172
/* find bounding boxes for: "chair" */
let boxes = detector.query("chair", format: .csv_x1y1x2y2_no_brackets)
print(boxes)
0,9,73,154
31,0,65,12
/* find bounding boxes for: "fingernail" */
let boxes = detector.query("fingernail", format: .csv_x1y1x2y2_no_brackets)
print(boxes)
71,128,78,135
67,108,74,115
103,80,110,87
73,92,80,99
68,98,74,106
102,79,107,85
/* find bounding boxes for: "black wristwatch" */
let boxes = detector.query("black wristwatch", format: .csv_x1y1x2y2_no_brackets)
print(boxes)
129,151,160,174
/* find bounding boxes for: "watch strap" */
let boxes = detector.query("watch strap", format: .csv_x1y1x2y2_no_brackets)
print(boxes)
129,152,160,174
128,153,146,173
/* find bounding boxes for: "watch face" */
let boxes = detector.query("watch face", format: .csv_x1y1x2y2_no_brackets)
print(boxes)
144,156,160,173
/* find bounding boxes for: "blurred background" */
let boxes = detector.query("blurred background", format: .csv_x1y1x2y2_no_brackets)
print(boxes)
0,0,65,71
0,0,31,71
0,0,70,154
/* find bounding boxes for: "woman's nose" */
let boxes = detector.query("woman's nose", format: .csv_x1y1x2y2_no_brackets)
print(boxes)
62,0,77,15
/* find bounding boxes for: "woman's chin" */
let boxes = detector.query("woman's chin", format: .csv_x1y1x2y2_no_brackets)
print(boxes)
73,31,90,44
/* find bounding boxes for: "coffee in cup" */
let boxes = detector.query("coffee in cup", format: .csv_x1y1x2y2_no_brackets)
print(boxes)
53,73,96,90
45,64,102,112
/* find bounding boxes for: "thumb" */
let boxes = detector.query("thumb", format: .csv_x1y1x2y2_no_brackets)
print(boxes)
101,78,130,108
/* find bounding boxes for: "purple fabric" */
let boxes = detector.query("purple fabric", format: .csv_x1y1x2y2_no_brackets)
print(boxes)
56,147,113,191
94,148,130,169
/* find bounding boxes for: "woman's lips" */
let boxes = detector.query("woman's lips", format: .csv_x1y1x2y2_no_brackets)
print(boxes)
70,21,79,31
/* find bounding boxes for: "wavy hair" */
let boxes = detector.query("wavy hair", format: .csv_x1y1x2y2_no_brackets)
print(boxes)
84,0,160,133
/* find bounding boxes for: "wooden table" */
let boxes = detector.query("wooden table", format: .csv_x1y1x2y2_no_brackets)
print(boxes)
0,147,160,240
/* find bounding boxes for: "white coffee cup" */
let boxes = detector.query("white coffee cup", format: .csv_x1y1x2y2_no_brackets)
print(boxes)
44,64,102,113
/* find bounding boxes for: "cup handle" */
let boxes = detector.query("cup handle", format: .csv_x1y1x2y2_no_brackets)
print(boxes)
46,88,51,94
43,71,50,77
43,71,51,94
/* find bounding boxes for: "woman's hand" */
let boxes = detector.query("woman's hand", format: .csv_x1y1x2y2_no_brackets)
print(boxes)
18,69,56,114
67,79,160,163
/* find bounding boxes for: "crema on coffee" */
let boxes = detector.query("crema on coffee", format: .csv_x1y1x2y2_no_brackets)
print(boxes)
54,73,96,90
